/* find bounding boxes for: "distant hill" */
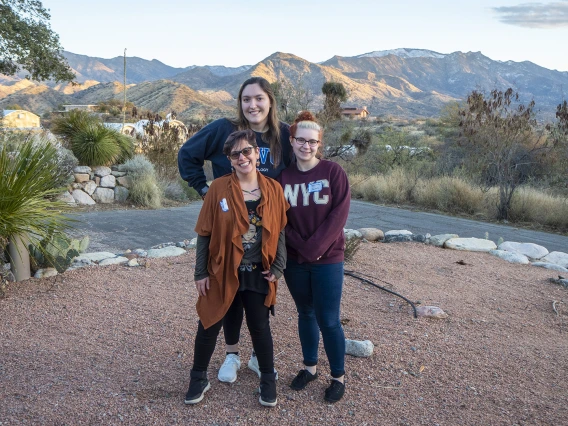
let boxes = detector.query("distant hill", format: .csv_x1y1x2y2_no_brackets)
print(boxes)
1,48,567,120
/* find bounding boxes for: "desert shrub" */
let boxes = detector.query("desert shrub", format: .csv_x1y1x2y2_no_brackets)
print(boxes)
178,177,202,201
137,118,186,180
70,124,121,166
414,176,484,215
51,110,99,142
114,132,135,164
349,168,418,204
0,138,74,264
52,110,134,166
160,178,188,202
344,237,361,263
508,187,568,230
122,155,162,209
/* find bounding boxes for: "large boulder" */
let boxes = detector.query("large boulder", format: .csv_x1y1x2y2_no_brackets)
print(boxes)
71,189,95,205
73,166,92,174
83,180,97,196
117,176,131,188
428,234,459,247
358,228,384,242
56,191,76,205
99,174,116,188
531,262,568,273
99,256,129,266
489,250,530,264
147,247,186,258
497,241,548,261
344,229,363,240
541,251,568,268
93,166,112,177
444,237,497,252
92,187,115,204
114,186,129,203
74,173,90,183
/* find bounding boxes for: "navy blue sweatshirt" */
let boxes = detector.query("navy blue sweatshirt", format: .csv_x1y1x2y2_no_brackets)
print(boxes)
177,118,291,194
278,159,350,264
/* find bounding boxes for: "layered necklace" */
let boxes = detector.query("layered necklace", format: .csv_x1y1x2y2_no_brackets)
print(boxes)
242,187,260,201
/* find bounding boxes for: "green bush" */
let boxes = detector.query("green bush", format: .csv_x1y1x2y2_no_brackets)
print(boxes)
52,110,99,142
71,123,121,166
0,138,74,262
52,110,134,166
122,155,162,209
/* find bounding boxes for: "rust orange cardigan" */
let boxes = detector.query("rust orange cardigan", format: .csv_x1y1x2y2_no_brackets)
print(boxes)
194,172,289,329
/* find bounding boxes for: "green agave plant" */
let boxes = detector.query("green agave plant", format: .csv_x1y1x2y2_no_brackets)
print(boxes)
0,138,75,260
71,123,122,166
52,110,134,166
51,110,100,143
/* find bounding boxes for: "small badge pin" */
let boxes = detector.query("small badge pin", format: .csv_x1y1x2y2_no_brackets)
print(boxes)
220,198,229,212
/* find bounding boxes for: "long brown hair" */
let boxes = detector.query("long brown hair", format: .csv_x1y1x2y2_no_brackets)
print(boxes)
231,77,282,167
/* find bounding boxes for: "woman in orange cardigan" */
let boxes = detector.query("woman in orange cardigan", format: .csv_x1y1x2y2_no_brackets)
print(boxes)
184,129,288,407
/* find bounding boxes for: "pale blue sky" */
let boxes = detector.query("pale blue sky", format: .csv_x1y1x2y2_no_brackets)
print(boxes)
42,0,568,71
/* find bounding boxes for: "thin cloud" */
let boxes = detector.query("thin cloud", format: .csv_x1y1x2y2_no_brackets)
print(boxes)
493,1,568,28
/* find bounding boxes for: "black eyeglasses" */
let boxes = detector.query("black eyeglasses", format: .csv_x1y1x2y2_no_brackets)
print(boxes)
293,137,319,147
229,146,255,160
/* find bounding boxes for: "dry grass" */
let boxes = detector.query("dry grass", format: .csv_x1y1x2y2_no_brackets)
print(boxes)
350,169,568,231
509,187,568,229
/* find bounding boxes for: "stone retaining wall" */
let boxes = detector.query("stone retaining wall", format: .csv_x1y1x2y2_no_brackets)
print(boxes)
58,165,131,205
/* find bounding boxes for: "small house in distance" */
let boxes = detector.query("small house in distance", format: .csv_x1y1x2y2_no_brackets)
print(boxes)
341,106,370,119
1,109,41,130
61,105,98,112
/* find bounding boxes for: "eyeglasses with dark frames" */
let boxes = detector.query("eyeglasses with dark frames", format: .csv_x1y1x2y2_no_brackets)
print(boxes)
229,146,255,160
293,137,319,147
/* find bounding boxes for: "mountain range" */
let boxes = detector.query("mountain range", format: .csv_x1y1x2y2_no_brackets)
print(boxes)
1,48,567,121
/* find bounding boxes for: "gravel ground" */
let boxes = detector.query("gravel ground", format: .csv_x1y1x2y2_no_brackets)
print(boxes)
1,243,567,425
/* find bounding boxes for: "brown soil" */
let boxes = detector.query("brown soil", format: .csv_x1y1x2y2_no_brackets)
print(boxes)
1,243,567,425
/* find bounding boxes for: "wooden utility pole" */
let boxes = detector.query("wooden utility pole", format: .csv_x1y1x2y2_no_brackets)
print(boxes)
123,48,127,131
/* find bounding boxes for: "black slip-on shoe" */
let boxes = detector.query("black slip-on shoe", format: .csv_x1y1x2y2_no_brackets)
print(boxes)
324,379,345,403
290,369,318,391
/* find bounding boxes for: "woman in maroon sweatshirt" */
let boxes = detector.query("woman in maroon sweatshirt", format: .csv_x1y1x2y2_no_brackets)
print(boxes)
278,111,350,403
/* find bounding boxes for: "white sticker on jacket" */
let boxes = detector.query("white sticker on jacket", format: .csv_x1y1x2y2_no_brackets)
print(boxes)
220,198,229,212
308,181,323,193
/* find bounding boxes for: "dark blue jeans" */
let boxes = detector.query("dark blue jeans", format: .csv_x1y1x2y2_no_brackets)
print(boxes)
284,260,345,378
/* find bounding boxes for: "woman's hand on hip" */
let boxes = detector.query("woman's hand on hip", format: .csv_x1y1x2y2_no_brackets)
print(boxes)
195,277,210,296
262,270,276,282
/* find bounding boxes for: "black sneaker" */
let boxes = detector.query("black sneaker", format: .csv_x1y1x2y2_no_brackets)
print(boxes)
324,379,345,403
184,370,211,405
290,369,318,391
259,372,278,407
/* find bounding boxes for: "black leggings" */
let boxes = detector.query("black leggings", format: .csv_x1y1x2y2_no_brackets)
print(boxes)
223,293,244,345
192,291,274,374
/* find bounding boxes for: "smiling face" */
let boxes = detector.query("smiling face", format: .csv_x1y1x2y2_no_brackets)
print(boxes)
228,138,260,178
240,83,271,132
291,127,320,168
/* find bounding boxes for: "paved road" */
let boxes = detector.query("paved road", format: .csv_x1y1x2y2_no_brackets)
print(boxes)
70,200,568,254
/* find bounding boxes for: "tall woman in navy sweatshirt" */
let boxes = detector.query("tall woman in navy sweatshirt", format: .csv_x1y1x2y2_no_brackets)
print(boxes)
178,77,291,384
278,111,350,403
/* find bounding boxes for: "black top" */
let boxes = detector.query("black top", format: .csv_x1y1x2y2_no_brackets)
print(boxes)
178,118,291,194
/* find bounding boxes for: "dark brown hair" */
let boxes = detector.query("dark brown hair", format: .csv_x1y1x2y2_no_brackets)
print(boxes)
231,77,282,167
222,129,258,156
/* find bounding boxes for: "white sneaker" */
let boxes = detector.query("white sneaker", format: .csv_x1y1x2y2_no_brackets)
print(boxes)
218,354,241,383
248,353,278,380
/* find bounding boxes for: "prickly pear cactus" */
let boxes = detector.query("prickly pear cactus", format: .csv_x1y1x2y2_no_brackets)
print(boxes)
30,232,84,273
